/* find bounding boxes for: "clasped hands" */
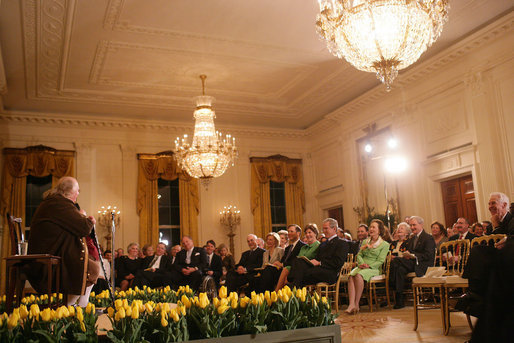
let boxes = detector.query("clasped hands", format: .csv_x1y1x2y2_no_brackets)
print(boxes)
181,267,197,275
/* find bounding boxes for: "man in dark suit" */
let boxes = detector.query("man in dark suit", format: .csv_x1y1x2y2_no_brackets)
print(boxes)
389,216,436,309
288,218,349,288
133,242,172,288
169,236,208,291
465,192,514,342
277,224,305,270
204,240,223,285
226,234,265,292
350,224,369,256
449,217,476,241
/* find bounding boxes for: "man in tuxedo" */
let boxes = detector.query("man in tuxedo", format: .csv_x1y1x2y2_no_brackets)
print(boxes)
288,218,349,288
204,240,223,285
169,236,208,291
226,234,265,292
389,216,436,309
133,242,172,288
276,224,305,270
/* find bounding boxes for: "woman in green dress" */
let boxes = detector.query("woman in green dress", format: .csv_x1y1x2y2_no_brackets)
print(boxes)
274,223,320,292
345,219,390,314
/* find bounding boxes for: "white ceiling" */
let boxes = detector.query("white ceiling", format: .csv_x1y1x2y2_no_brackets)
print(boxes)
0,0,512,130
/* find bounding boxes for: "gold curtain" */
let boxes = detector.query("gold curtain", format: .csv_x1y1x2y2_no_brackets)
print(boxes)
136,153,199,247
250,155,305,239
0,145,75,294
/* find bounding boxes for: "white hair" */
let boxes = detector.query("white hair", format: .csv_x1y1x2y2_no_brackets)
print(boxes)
490,192,509,205
323,218,338,229
397,222,412,235
409,216,424,226
247,234,257,240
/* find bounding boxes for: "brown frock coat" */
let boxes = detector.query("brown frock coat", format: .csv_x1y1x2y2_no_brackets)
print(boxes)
27,194,94,295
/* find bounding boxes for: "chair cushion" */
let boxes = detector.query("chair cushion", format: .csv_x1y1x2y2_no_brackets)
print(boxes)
407,272,416,277
370,274,385,281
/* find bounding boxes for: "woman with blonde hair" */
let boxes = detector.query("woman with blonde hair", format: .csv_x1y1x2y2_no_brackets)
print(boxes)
117,242,141,291
254,232,284,292
218,243,235,283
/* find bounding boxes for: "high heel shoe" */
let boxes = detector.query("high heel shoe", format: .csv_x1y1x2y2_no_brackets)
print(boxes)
344,307,358,315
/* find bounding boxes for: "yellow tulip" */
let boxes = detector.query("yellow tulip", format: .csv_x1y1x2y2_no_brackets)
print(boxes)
118,307,126,319
213,297,220,308
171,309,180,322
231,298,238,309
250,291,256,299
76,306,84,321
58,293,63,300
90,291,96,297
161,317,168,327
281,293,290,303
107,307,115,318
62,306,70,318
296,289,302,298
41,308,52,322
185,285,191,293
179,305,186,316
122,299,129,309
251,296,259,306
321,296,328,304
300,292,306,302
312,299,317,308
301,287,307,298
229,292,238,303
217,305,229,315
126,307,132,318
19,305,29,320
80,321,86,332
270,291,278,303
181,295,191,309
7,313,19,329
145,302,154,313
30,294,36,302
114,299,123,309
68,305,76,317
218,286,228,299
164,285,170,292
131,305,139,319
162,302,170,313
86,303,95,314
199,293,209,309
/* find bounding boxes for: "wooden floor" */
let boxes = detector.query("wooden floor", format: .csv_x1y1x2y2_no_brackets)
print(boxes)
335,306,472,343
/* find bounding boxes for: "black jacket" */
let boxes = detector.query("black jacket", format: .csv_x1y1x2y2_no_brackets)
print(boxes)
174,247,208,273
236,248,265,273
280,240,305,268
406,230,436,276
493,211,514,237
141,254,172,273
206,253,223,282
315,237,349,272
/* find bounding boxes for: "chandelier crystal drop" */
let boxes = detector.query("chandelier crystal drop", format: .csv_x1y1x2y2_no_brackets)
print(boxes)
174,75,238,188
316,0,450,90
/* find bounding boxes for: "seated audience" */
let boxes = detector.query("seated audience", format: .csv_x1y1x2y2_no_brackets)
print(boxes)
115,248,124,258
350,224,369,256
92,249,112,293
169,245,181,264
449,217,476,241
337,227,345,239
256,237,265,250
276,223,319,291
471,222,484,237
390,222,411,256
169,236,208,291
141,244,155,258
117,243,142,291
226,234,264,293
346,219,390,314
204,240,223,285
430,221,448,250
481,220,493,235
288,218,349,288
277,230,289,248
253,232,284,292
274,224,306,291
389,216,435,309
133,242,171,288
464,192,514,342
218,243,236,283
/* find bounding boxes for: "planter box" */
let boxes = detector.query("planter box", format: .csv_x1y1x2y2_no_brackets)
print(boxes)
190,325,341,343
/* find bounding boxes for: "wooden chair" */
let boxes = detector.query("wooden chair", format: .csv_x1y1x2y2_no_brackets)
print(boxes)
316,258,353,312
4,213,62,312
470,234,506,247
365,252,392,312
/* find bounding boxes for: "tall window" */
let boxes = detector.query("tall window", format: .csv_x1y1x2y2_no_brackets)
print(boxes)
25,175,52,228
270,181,287,232
158,178,180,247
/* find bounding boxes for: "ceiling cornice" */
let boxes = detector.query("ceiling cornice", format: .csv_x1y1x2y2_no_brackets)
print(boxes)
306,9,514,136
0,111,308,139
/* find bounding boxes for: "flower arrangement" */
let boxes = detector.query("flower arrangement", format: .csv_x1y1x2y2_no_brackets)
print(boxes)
1,285,334,342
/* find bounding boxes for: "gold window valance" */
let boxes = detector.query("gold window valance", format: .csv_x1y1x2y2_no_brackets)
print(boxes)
0,145,75,294
250,155,305,239
137,152,199,247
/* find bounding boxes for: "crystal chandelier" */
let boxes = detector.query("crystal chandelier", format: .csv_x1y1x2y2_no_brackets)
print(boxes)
174,75,238,188
316,0,450,90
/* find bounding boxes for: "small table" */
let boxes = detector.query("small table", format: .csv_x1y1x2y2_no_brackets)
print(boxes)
5,254,61,313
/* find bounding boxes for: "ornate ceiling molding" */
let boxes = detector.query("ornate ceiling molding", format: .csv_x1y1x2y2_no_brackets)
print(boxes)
306,10,514,134
0,111,308,139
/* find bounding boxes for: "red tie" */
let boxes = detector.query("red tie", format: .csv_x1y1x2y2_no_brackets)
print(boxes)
459,234,464,240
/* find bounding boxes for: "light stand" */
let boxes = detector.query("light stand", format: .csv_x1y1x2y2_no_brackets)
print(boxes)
110,212,116,296
219,205,241,255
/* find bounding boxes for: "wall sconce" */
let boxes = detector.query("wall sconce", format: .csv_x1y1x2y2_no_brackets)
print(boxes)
219,205,241,256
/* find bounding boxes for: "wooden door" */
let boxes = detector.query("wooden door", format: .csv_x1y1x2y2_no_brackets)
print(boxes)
441,175,478,227
328,206,344,229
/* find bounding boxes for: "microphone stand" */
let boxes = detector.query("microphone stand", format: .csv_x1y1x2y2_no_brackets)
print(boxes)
90,225,115,306
110,212,116,300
